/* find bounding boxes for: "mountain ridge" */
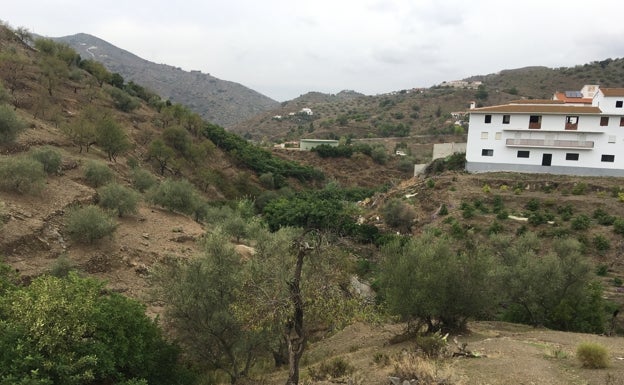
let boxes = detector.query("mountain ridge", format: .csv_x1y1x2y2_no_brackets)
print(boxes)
54,32,279,127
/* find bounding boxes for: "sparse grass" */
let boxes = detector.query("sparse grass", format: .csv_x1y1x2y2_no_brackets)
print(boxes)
391,351,457,384
308,357,354,381
576,342,609,369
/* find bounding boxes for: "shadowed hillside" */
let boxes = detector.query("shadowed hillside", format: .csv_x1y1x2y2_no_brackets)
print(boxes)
54,33,279,127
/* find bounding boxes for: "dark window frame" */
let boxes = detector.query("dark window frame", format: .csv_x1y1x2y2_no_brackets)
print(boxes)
601,154,615,162
502,114,510,124
529,115,542,129
600,116,609,126
616,100,623,108
517,150,530,158
484,114,492,124
481,149,494,156
566,153,579,161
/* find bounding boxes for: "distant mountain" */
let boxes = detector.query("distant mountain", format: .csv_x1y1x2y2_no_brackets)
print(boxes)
232,58,624,141
54,33,279,127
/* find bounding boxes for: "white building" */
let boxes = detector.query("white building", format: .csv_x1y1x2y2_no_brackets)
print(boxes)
465,87,624,177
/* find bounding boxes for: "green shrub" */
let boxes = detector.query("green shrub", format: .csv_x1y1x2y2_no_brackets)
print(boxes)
84,160,114,187
97,183,140,217
571,214,591,230
397,157,415,173
613,277,623,287
415,333,448,358
488,221,504,235
66,205,117,244
576,342,609,368
438,204,448,216
49,254,74,277
371,145,388,165
259,172,275,189
131,168,158,192
382,198,416,232
0,104,26,144
593,235,610,253
146,178,201,215
496,210,509,220
596,264,609,276
426,179,435,188
614,218,624,235
461,202,475,219
29,146,62,174
593,208,616,226
571,182,588,195
525,198,540,211
0,156,46,194
528,211,547,226
308,357,354,380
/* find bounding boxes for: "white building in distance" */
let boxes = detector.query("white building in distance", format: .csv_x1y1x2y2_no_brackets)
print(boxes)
465,87,624,177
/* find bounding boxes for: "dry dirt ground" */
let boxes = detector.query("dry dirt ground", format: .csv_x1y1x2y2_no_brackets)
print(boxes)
266,321,624,385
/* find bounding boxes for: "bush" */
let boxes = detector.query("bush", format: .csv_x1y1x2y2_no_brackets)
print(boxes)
147,178,201,215
593,235,610,253
84,160,114,187
571,183,588,195
0,156,46,194
614,218,624,235
576,342,609,368
131,168,158,192
308,358,354,380
415,332,448,358
571,214,591,230
29,146,62,174
382,198,416,232
0,104,26,144
525,198,540,211
371,145,388,164
97,183,140,217
66,205,117,244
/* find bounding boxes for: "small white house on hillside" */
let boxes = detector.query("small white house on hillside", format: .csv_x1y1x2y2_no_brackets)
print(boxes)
465,87,624,177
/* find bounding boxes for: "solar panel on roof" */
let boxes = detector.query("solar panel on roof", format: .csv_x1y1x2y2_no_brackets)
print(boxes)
565,91,583,98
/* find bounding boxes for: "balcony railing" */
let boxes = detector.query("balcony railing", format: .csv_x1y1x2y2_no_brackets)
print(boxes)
506,138,594,149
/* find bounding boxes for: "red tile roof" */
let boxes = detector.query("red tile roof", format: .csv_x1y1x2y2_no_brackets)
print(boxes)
509,99,564,104
600,88,624,97
552,92,593,104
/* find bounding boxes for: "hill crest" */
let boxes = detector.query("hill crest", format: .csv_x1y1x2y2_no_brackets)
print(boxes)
54,33,279,127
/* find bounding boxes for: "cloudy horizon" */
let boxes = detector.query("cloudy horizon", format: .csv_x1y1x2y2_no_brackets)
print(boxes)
4,0,624,101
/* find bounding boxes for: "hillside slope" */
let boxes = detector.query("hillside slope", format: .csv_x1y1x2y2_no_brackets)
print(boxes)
232,58,624,142
54,33,279,127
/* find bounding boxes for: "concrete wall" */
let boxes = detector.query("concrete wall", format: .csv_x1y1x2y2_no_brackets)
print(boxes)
299,139,339,151
432,142,466,160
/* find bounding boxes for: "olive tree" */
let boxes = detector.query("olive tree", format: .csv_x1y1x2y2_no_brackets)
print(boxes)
380,233,499,332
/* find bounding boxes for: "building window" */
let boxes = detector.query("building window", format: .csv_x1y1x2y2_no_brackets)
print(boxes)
601,154,615,162
517,150,530,158
529,115,541,129
600,116,609,126
502,115,510,124
484,115,492,123
480,132,489,140
566,153,579,161
481,149,493,156
565,116,578,130
616,100,623,108
495,132,502,140
609,135,616,143
620,117,624,127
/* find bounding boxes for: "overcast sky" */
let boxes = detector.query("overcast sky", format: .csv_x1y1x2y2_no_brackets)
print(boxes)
3,0,624,101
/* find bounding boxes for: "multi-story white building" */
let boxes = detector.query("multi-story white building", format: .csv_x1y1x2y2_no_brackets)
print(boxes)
465,87,624,176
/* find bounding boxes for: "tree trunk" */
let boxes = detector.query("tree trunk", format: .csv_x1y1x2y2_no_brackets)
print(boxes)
285,242,307,385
